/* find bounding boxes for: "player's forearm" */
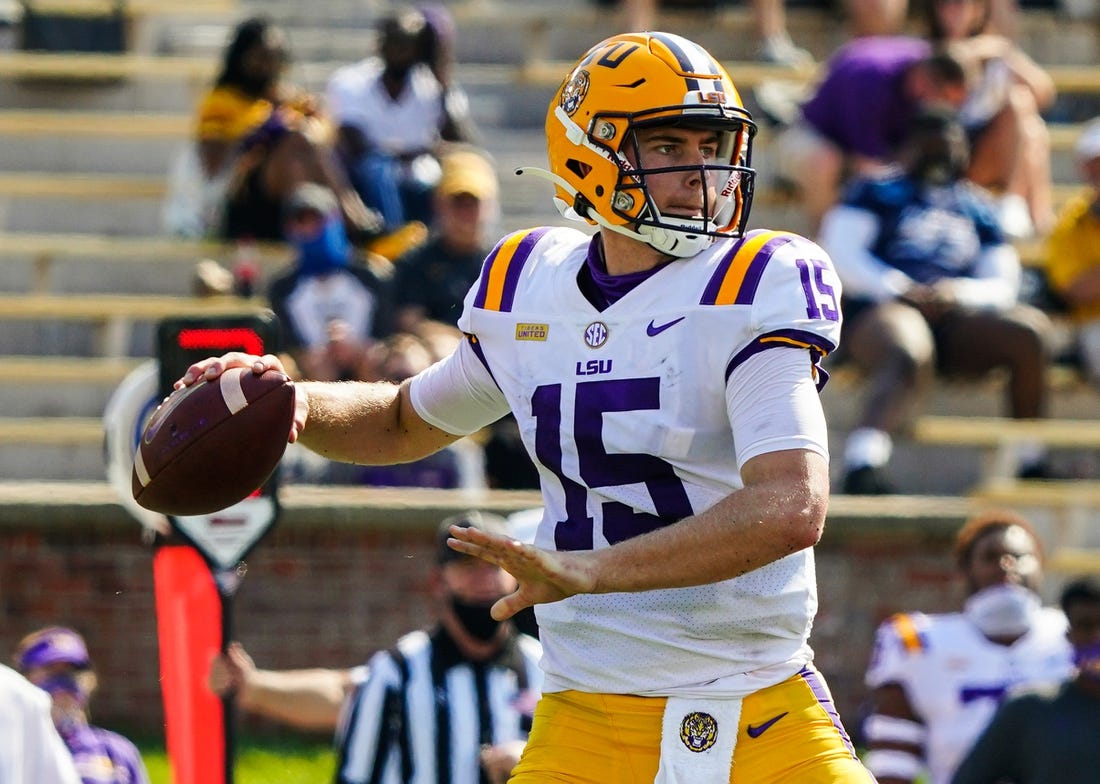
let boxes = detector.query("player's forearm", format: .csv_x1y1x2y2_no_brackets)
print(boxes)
590,451,828,593
238,668,352,731
297,379,457,465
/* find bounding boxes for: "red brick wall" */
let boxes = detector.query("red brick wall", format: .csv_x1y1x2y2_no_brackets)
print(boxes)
0,509,969,742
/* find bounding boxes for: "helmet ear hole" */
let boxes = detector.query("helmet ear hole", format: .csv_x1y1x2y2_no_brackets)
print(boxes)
573,193,596,219
566,159,591,179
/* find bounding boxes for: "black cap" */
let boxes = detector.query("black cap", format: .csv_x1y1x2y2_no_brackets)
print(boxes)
437,510,510,564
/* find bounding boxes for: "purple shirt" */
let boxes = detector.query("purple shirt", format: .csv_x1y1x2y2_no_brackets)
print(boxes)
60,723,149,784
800,36,931,160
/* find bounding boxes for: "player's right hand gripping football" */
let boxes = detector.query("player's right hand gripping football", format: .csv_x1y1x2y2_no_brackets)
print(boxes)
176,353,308,444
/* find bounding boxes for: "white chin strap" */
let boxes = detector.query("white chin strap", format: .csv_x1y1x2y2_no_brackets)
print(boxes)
515,166,713,258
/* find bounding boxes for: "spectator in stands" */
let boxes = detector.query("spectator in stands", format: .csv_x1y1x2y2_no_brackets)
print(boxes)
208,511,542,784
0,663,81,784
326,4,478,238
392,147,498,336
844,0,911,37
862,510,1074,784
278,327,486,489
14,626,150,784
615,0,814,65
193,16,380,243
924,0,1057,239
1044,119,1100,384
774,37,970,235
267,183,395,383
337,332,488,490
386,148,538,491
950,575,1100,784
820,108,1055,493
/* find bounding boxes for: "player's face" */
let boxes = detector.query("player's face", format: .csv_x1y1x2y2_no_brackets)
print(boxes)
629,126,726,222
965,524,1041,595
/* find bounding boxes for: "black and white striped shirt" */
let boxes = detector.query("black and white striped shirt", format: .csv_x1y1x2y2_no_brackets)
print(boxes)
335,626,543,784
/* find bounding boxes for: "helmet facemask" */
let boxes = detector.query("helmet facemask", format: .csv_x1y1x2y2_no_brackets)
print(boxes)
607,110,756,256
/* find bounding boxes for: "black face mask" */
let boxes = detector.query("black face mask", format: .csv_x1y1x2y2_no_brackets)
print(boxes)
450,596,503,641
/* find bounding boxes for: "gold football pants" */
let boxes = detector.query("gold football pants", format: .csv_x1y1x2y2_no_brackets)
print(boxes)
509,667,874,783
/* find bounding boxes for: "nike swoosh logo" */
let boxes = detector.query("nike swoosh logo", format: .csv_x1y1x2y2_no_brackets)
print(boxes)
646,316,685,337
746,711,788,739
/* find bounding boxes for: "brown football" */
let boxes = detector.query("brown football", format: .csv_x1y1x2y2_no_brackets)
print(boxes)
132,368,294,516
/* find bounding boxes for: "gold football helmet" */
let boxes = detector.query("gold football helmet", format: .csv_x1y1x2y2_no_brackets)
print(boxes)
522,32,757,257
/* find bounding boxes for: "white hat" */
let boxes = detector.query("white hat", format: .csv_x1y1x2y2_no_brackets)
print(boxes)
1074,118,1100,163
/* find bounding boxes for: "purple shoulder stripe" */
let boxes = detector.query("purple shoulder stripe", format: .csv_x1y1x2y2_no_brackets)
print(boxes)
472,228,551,312
701,230,796,307
724,329,837,391
465,333,501,391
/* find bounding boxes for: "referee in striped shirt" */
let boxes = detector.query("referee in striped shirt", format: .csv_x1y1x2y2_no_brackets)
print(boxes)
209,511,542,784
338,511,542,784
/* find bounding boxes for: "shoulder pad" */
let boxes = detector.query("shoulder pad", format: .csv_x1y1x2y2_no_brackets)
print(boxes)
471,227,555,313
700,229,800,307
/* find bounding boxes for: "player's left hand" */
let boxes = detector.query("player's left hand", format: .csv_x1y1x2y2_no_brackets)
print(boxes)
447,525,599,620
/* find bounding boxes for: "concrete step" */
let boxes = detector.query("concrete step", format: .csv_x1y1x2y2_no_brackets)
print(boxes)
0,357,140,417
0,190,161,234
821,364,1100,494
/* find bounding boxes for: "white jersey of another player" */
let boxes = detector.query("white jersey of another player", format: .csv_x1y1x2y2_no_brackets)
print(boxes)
411,224,843,697
864,608,1073,784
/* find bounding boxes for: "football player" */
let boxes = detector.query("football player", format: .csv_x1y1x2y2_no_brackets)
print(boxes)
178,32,873,782
862,510,1074,784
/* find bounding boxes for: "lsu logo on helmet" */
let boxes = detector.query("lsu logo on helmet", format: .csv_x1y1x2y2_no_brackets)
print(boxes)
560,70,589,116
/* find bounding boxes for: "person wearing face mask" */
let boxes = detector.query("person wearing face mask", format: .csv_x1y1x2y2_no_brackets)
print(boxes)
267,183,396,382
818,107,1056,494
861,510,1074,784
14,626,149,784
951,575,1100,784
208,511,542,784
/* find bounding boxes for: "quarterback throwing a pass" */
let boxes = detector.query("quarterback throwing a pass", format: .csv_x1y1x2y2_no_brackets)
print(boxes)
179,33,872,782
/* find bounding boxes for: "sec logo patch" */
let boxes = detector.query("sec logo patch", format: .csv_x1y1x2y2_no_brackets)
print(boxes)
584,321,608,348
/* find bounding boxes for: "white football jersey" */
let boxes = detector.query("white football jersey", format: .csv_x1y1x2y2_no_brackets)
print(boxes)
418,225,843,696
865,608,1073,784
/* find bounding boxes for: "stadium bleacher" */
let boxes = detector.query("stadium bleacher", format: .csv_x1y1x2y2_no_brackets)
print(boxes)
1,0,1099,736
2,1,1098,486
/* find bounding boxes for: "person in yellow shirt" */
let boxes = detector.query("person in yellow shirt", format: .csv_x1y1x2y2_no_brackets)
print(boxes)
195,16,379,243
1044,118,1100,385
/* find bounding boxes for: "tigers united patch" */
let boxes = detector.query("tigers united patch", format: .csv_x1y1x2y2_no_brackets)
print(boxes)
680,711,718,753
515,323,549,341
